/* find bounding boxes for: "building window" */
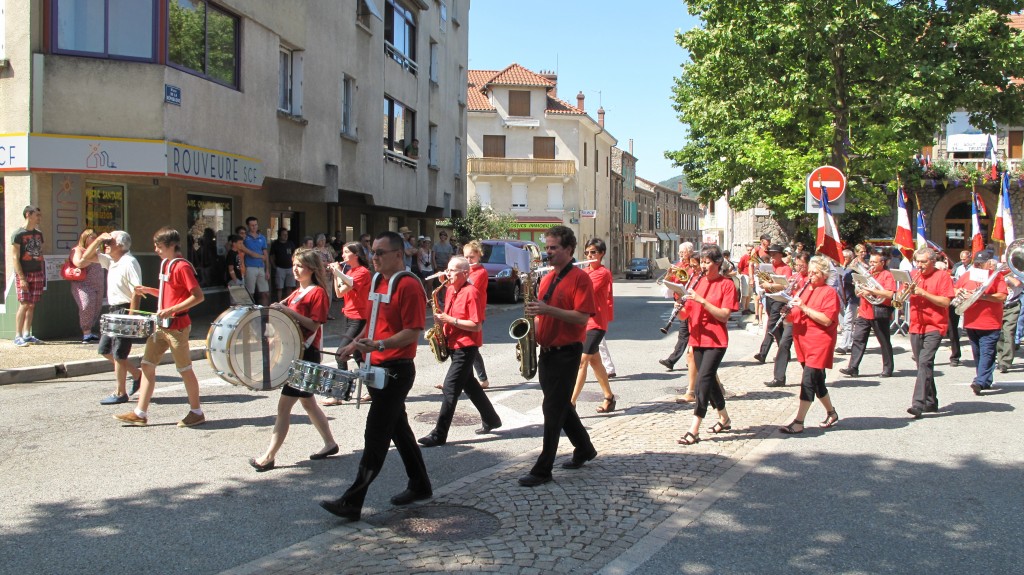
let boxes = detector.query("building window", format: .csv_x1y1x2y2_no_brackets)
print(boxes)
53,0,157,61
511,183,528,210
439,0,447,33
509,90,530,117
383,96,416,155
356,0,382,29
428,124,438,167
341,75,355,136
547,183,564,210
483,135,506,158
454,137,462,177
279,47,293,112
429,41,439,83
475,182,492,208
583,142,588,167
384,0,417,73
168,0,239,87
533,137,555,159
186,193,232,288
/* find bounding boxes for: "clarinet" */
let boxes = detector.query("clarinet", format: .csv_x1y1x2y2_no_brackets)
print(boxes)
660,270,703,334
772,278,811,334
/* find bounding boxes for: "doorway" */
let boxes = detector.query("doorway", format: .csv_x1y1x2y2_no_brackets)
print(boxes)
943,201,989,253
270,211,300,242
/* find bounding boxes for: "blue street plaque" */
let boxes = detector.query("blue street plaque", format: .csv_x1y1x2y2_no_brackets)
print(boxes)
165,85,181,106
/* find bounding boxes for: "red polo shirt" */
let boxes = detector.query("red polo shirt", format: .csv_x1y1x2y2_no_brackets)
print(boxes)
286,285,329,350
535,265,596,347
737,253,751,275
366,273,426,362
686,274,738,348
955,271,1007,330
442,281,483,348
160,259,199,330
909,269,954,335
857,269,896,320
586,265,614,331
791,285,840,369
469,263,488,307
342,265,371,320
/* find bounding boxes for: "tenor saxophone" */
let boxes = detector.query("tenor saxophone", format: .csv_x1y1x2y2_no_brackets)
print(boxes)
424,276,449,363
508,264,538,379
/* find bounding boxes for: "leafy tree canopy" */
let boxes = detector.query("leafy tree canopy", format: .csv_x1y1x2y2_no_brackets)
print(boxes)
668,0,1024,223
449,199,517,243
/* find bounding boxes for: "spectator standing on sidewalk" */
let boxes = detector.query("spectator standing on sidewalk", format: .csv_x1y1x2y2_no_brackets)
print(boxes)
10,205,45,347
269,228,296,302
70,228,106,343
432,230,454,272
224,234,246,287
240,216,270,306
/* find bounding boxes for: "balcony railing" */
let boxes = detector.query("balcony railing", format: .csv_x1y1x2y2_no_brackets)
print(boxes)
467,157,576,177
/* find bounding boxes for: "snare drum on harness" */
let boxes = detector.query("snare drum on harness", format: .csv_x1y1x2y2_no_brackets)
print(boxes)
283,359,392,399
100,313,155,339
206,306,302,391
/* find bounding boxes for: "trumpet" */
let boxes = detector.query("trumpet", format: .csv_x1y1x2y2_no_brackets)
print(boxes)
750,252,773,284
657,264,689,285
891,276,917,308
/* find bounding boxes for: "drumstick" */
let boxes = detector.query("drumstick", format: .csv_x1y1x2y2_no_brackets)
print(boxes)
121,275,147,299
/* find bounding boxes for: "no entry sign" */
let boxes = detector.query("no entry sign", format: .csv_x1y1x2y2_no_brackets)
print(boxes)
806,165,846,201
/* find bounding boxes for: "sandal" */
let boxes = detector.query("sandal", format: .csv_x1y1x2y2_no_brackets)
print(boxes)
708,418,732,433
596,396,617,413
677,432,701,445
321,397,341,407
778,419,804,434
820,410,839,428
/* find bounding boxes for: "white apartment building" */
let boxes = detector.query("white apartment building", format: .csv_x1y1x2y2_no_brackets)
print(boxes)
0,0,469,338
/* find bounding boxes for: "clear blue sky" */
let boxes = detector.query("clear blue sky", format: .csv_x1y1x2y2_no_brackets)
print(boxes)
467,0,700,185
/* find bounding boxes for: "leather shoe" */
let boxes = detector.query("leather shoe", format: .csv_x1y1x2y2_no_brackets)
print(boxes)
475,421,502,435
310,444,340,460
517,473,552,487
319,499,360,521
839,367,858,377
390,488,432,506
658,359,674,370
763,379,785,387
949,359,961,367
906,406,923,419
248,458,275,472
417,434,445,447
561,449,597,469
879,372,893,378
970,383,982,395
999,365,1009,374
922,405,939,413
607,372,617,378
753,353,766,364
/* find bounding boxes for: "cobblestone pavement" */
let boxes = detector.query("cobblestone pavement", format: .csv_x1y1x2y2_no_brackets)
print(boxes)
220,326,798,575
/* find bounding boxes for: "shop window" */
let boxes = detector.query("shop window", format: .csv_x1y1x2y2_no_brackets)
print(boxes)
168,0,239,88
186,193,233,287
84,182,125,233
53,0,157,61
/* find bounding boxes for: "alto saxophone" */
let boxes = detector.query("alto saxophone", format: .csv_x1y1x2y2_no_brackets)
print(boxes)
508,264,538,379
424,276,450,363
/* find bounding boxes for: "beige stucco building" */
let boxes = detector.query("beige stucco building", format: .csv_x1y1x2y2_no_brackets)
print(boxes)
0,0,469,338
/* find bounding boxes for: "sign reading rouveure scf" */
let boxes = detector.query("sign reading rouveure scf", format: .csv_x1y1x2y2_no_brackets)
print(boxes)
167,143,263,188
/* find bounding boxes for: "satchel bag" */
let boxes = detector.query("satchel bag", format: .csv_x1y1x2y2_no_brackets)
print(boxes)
61,252,85,281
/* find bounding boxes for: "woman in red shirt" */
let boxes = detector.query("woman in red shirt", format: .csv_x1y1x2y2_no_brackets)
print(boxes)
322,242,372,406
778,256,841,434
249,248,338,471
570,239,616,412
679,245,738,445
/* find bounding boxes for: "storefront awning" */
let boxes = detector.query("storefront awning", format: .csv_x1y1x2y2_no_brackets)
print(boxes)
656,232,671,241
668,233,679,241
637,233,658,243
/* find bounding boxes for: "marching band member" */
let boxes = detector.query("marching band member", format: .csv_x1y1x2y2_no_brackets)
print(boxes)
836,249,858,355
840,250,896,378
114,228,205,427
752,234,772,325
753,244,792,363
249,248,338,471
764,251,810,387
779,255,840,433
463,241,492,389
955,250,1007,396
418,256,501,447
678,245,737,446
322,242,371,406
659,243,696,371
518,226,598,487
905,247,954,419
571,239,616,412
321,231,431,520
948,249,973,366
996,266,1022,373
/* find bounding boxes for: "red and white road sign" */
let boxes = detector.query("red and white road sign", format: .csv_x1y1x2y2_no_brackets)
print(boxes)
806,165,846,202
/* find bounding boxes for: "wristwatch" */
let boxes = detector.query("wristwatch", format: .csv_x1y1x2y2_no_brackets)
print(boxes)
376,340,386,352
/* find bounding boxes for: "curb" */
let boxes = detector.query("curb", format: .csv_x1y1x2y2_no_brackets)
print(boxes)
0,347,207,386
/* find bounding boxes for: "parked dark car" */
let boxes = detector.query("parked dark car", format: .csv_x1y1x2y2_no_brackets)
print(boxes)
480,239,543,303
626,257,654,280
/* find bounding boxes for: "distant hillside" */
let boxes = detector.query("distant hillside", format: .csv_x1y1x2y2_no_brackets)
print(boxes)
659,174,698,199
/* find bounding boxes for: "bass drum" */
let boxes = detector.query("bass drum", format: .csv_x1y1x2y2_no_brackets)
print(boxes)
206,306,302,391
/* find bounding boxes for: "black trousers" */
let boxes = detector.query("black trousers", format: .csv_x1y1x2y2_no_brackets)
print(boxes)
530,343,594,478
910,331,941,410
848,316,894,375
473,351,489,382
693,347,727,418
759,299,786,357
947,305,962,361
666,319,690,366
430,346,500,441
335,316,367,370
338,361,430,508
772,324,794,383
798,364,828,402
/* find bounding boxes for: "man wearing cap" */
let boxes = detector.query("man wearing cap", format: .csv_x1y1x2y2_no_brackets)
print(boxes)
753,244,792,363
10,205,45,346
840,250,896,378
955,250,1007,395
398,227,417,271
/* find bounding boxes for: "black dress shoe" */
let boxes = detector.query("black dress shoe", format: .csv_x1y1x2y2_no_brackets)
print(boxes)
475,421,502,435
607,372,618,378
417,434,445,447
906,406,923,419
879,372,893,378
310,444,340,460
390,489,432,506
763,379,785,387
658,359,674,370
839,367,858,377
753,353,766,364
561,449,598,469
949,359,961,367
517,473,552,487
922,405,939,413
319,499,361,521
248,458,275,472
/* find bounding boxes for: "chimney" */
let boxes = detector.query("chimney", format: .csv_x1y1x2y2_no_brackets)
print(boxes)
540,70,557,97
597,107,605,127
576,91,585,112
629,138,633,156
677,183,682,194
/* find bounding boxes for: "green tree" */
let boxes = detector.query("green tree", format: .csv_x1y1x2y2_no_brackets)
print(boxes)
668,0,1024,229
449,199,517,243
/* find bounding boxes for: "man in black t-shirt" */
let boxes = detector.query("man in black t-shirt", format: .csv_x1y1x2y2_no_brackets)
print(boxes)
10,205,46,346
269,228,296,301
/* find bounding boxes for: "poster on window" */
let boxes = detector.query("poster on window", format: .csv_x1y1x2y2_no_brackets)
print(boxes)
85,183,125,233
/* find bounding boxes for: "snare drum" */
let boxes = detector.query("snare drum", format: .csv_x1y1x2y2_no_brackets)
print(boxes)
285,359,358,400
206,306,302,391
100,313,155,339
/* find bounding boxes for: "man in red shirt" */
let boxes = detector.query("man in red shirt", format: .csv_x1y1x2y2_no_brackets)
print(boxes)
754,244,792,363
905,247,955,418
840,250,897,378
418,256,501,447
955,250,1007,395
571,239,616,412
321,231,431,521
519,226,598,487
114,227,206,427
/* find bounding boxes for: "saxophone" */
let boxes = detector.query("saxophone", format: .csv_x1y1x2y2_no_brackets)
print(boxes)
508,264,538,379
424,276,450,363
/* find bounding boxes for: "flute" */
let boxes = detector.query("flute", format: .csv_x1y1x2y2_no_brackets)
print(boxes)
533,259,598,274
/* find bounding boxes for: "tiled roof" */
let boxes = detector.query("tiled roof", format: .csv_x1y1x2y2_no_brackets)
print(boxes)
467,69,496,111
484,63,556,88
467,63,585,115
545,95,584,115
1010,14,1024,30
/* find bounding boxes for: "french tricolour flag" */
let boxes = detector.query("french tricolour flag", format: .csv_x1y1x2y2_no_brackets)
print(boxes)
894,186,915,259
993,171,1015,244
915,210,929,250
971,190,985,257
816,187,843,263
